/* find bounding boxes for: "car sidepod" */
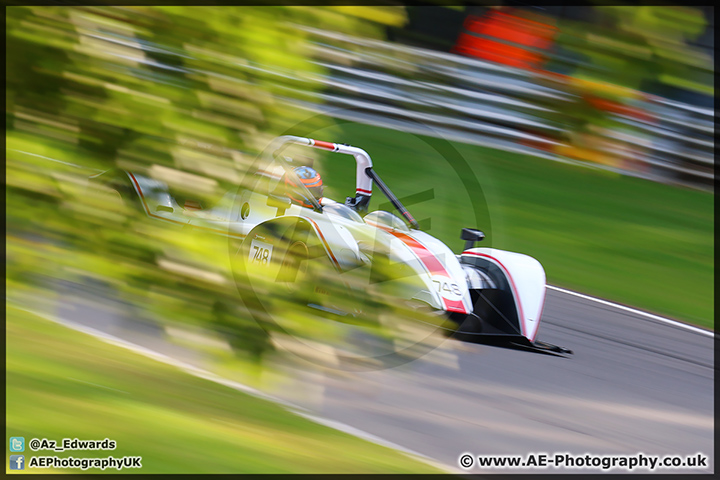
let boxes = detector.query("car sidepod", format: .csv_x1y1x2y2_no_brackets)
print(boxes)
378,229,474,315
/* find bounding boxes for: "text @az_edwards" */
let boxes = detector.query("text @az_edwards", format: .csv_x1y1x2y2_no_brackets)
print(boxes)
29,437,115,452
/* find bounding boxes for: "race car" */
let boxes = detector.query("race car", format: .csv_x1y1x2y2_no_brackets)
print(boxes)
91,135,571,355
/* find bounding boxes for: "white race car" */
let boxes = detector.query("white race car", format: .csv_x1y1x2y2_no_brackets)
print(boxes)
93,135,571,355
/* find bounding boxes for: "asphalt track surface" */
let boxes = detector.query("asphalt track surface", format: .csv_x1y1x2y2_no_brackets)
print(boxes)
36,280,714,474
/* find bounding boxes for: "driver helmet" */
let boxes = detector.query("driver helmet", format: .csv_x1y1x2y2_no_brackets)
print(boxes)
285,165,324,208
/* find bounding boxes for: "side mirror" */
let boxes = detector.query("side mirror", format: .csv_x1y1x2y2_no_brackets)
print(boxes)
267,194,292,216
461,228,485,251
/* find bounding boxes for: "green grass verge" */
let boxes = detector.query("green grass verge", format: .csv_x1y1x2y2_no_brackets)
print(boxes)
310,121,713,329
5,306,441,474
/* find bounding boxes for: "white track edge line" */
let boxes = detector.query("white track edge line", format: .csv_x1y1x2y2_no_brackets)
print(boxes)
16,306,452,473
547,285,714,338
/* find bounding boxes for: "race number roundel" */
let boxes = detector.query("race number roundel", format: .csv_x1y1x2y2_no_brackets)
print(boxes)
249,238,273,266
430,275,463,302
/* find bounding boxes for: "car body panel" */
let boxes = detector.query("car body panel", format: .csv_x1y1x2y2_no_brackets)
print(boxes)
460,248,546,342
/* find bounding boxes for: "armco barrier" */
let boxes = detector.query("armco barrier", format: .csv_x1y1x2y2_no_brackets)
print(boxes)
291,25,713,191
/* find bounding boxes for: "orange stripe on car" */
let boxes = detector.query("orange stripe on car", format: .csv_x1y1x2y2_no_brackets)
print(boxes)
311,139,336,151
378,226,468,314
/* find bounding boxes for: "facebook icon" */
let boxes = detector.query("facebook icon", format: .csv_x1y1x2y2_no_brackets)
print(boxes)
10,455,25,470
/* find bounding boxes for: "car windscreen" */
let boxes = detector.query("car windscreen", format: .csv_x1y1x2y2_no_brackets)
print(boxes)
322,202,363,223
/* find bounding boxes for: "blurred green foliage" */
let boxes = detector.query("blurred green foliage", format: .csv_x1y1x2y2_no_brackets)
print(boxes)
555,6,712,96
6,6,416,366
6,6,394,177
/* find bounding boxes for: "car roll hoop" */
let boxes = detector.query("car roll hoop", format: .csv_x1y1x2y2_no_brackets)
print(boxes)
268,136,421,229
269,135,374,199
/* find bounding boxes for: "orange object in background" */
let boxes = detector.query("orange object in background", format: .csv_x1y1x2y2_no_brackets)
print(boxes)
451,8,660,175
452,8,558,71
584,95,655,124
